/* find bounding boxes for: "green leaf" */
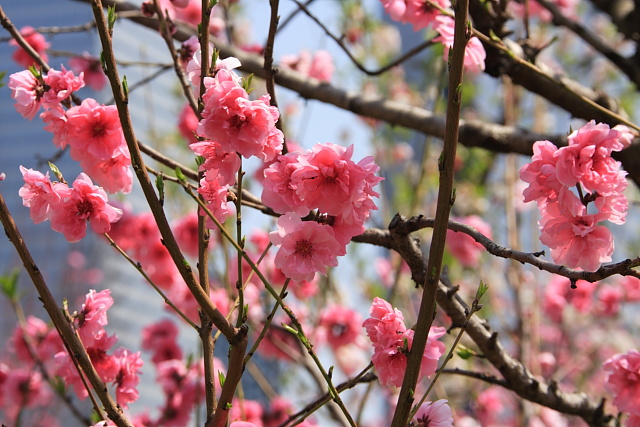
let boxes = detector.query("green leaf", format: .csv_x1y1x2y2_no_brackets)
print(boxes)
195,155,205,167
175,167,187,184
242,74,254,94
0,269,20,299
476,280,488,301
122,75,128,99
155,173,165,205
48,162,65,183
456,345,475,360
218,370,226,387
209,0,218,8
0,71,7,88
107,5,117,34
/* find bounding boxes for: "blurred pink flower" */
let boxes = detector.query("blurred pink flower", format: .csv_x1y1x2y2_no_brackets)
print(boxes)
69,52,107,91
603,350,640,415
318,305,363,349
10,26,50,68
446,215,492,267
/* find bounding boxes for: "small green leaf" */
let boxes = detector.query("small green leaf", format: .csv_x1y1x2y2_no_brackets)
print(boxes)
242,74,254,94
209,0,218,8
175,167,187,184
476,281,489,301
195,155,205,167
107,5,117,34
122,75,128,99
457,345,475,360
0,71,6,88
0,268,20,299
155,173,164,205
218,370,226,387
48,162,65,183
211,49,219,68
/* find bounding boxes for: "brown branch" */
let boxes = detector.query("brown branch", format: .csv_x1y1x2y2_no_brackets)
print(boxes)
391,0,468,423
354,215,640,283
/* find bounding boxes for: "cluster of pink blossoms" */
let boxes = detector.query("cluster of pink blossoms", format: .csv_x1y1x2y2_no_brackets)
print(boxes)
379,0,486,72
9,66,133,194
520,120,633,271
263,143,383,282
363,297,446,387
55,290,143,409
19,167,122,242
603,350,640,424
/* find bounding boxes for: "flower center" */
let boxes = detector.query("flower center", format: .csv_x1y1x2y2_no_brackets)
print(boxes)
294,239,313,258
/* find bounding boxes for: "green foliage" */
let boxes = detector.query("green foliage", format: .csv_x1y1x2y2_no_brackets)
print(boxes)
0,268,20,300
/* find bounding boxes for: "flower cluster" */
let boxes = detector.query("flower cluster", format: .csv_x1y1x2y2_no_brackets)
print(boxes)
54,290,142,409
363,297,446,387
19,167,122,242
379,0,486,72
520,120,632,271
603,350,640,419
9,66,132,194
264,143,383,282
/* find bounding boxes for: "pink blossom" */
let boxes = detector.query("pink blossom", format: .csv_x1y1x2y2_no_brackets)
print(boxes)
555,121,629,196
446,215,492,267
198,171,231,227
539,209,613,271
620,276,640,302
10,26,50,68
413,400,454,427
363,297,446,387
198,70,283,160
405,0,451,31
292,143,383,225
318,305,363,349
41,104,69,148
380,0,407,21
11,315,63,366
262,151,311,216
603,350,640,415
41,66,84,107
269,212,344,282
75,289,114,348
519,140,562,204
69,52,107,91
2,368,51,420
65,98,126,162
230,399,264,425
142,318,183,364
50,173,123,242
19,166,68,223
173,211,211,258
190,140,241,186
112,347,143,408
280,50,334,82
596,284,623,317
79,146,133,194
8,69,44,120
434,16,486,73
0,173,4,181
